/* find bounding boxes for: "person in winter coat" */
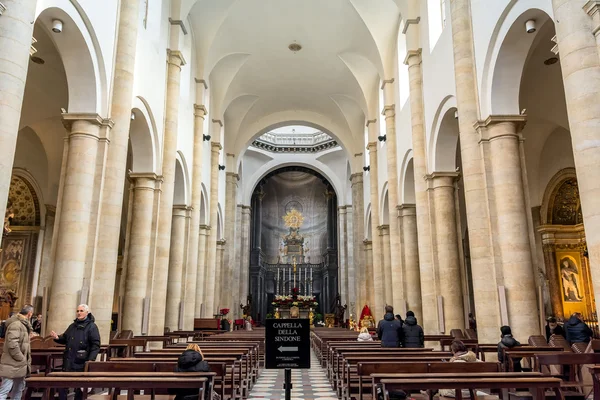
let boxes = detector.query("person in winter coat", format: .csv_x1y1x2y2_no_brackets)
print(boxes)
545,317,566,342
357,327,374,342
565,312,593,344
50,304,101,400
437,340,482,398
172,344,211,400
401,311,424,348
0,305,33,400
377,306,403,347
497,326,522,372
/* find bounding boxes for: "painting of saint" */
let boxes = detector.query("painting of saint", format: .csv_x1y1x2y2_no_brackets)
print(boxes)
560,257,583,302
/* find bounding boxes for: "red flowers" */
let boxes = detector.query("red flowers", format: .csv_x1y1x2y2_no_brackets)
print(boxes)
220,308,230,316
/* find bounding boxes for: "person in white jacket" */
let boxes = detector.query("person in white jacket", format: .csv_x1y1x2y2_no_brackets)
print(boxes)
357,327,373,341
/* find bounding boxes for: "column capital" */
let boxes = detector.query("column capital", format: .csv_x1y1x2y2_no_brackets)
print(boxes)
382,105,396,118
168,18,188,35
45,204,57,217
217,239,226,246
194,104,207,118
226,172,240,181
200,224,211,231
402,17,421,34
129,172,159,180
350,172,364,183
62,113,114,131
212,119,223,127
377,224,390,234
397,204,417,216
426,171,460,189
366,142,377,152
167,49,186,67
241,205,252,211
129,172,159,189
475,114,526,141
363,239,373,247
211,142,222,152
173,205,190,217
366,119,377,127
194,78,208,89
404,49,422,66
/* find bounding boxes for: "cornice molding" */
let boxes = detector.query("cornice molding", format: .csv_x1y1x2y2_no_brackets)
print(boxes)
382,105,396,117
474,114,527,130
194,104,207,117
212,119,223,127
167,49,186,66
365,119,377,127
62,113,114,130
404,48,422,66
194,78,208,89
168,18,188,35
380,78,395,89
129,172,159,181
402,17,421,34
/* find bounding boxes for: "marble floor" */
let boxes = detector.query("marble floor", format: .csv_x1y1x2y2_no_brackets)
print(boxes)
248,351,338,400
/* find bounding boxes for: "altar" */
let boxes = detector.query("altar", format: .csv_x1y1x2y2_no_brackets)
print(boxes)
276,307,311,319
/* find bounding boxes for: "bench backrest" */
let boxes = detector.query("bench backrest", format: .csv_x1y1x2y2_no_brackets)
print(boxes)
536,352,600,366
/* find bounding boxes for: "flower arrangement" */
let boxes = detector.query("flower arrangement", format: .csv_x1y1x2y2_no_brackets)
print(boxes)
272,294,318,308
220,308,230,316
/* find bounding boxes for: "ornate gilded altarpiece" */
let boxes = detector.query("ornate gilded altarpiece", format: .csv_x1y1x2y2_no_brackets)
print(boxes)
539,171,595,320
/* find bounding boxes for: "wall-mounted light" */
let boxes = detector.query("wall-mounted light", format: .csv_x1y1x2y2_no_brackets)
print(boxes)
378,135,387,142
218,165,225,171
525,19,536,34
454,110,458,119
363,166,370,172
130,112,135,121
52,19,63,33
203,134,211,142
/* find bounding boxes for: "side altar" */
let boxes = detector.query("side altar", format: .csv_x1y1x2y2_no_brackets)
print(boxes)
272,287,317,326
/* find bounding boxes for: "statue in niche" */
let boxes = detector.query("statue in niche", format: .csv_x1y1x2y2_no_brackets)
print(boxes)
334,294,347,327
3,202,14,234
240,295,253,317
560,257,584,302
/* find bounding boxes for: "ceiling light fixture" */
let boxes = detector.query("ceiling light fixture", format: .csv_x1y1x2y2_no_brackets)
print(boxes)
52,19,63,33
30,56,45,65
288,42,302,53
525,19,536,34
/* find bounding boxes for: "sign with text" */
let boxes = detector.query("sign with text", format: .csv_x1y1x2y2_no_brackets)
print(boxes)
265,318,310,369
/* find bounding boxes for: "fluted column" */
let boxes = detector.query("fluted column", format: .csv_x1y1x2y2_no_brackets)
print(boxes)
184,103,206,329
478,117,539,338
351,173,366,316
559,1,600,316
406,50,436,332
450,0,499,343
379,225,393,306
148,49,185,335
0,0,37,239
399,204,422,317
47,115,108,333
122,173,159,334
165,206,188,331
367,141,384,318
239,206,251,299
195,225,209,316
430,173,464,332
90,0,140,338
363,239,374,309
203,142,221,316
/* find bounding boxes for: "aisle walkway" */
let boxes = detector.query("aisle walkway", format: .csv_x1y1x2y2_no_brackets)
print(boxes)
249,350,337,400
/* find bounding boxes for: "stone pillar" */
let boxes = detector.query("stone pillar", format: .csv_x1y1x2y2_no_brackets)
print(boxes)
405,50,436,332
148,49,185,335
399,204,422,319
165,206,188,331
326,188,336,249
47,115,107,333
90,0,140,338
184,103,207,329
363,239,374,309
367,140,384,318
37,206,56,297
351,173,366,316
215,239,225,313
203,142,221,316
450,0,500,343
379,225,393,306
239,206,251,299
478,117,539,338
338,206,348,304
233,204,243,319
195,225,209,316
430,173,464,332
121,173,159,334
0,0,37,236
345,205,356,312
223,171,238,313
558,1,600,317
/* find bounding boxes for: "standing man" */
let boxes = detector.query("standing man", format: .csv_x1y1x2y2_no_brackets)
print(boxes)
0,305,33,400
50,304,101,400
31,314,42,335
376,305,403,347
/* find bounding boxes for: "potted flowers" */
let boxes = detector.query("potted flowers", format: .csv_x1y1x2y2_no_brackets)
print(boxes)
220,308,231,331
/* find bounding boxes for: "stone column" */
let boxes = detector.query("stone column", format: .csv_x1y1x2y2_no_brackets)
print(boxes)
338,206,348,304
203,142,221,316
148,49,185,335
478,117,539,338
326,188,336,249
345,205,356,312
165,206,188,331
351,173,366,316
47,115,107,332
450,0,500,343
0,0,37,236
233,204,243,318
215,239,225,313
558,1,600,316
405,49,436,332
399,204,422,319
37,206,56,297
379,225,393,306
90,0,140,338
239,206,251,299
363,239,374,309
121,173,159,334
367,140,384,318
430,173,464,332
184,103,207,329
223,171,238,313
195,225,209,316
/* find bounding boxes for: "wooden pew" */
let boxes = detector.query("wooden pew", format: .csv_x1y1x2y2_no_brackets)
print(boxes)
536,352,600,399
23,376,207,400
503,346,562,371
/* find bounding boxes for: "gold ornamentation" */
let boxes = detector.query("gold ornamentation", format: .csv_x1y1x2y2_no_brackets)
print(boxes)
283,208,304,229
551,178,583,225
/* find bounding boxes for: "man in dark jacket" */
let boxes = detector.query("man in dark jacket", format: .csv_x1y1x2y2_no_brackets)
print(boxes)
565,312,593,344
376,306,402,347
545,317,565,342
50,304,101,400
401,311,424,348
497,325,522,372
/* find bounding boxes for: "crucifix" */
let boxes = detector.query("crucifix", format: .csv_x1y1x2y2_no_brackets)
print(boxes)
292,256,297,289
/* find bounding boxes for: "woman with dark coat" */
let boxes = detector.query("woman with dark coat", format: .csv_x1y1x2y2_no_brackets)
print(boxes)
173,344,211,400
401,311,424,348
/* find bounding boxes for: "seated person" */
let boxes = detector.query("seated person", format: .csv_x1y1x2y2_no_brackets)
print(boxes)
545,316,565,342
172,344,210,400
245,316,254,331
497,325,522,372
357,327,373,341
438,340,483,398
565,312,593,344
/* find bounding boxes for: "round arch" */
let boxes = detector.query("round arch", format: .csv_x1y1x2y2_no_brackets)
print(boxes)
481,3,553,116
174,152,191,206
399,150,415,204
35,2,107,114
429,96,459,172
130,97,160,173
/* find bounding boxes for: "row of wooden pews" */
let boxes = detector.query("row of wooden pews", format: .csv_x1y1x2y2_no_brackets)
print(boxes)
312,328,600,400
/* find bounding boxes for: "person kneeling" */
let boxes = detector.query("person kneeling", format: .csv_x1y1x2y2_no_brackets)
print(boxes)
172,344,211,400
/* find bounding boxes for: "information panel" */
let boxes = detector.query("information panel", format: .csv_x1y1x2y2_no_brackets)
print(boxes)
265,318,310,369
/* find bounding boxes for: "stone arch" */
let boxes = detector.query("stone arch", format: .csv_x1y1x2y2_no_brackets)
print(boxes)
540,168,580,226
217,203,224,239
429,96,459,172
399,152,415,204
174,153,190,206
380,184,389,225
481,3,553,116
365,205,372,240
6,171,44,227
199,184,209,225
130,97,159,173
35,3,107,114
